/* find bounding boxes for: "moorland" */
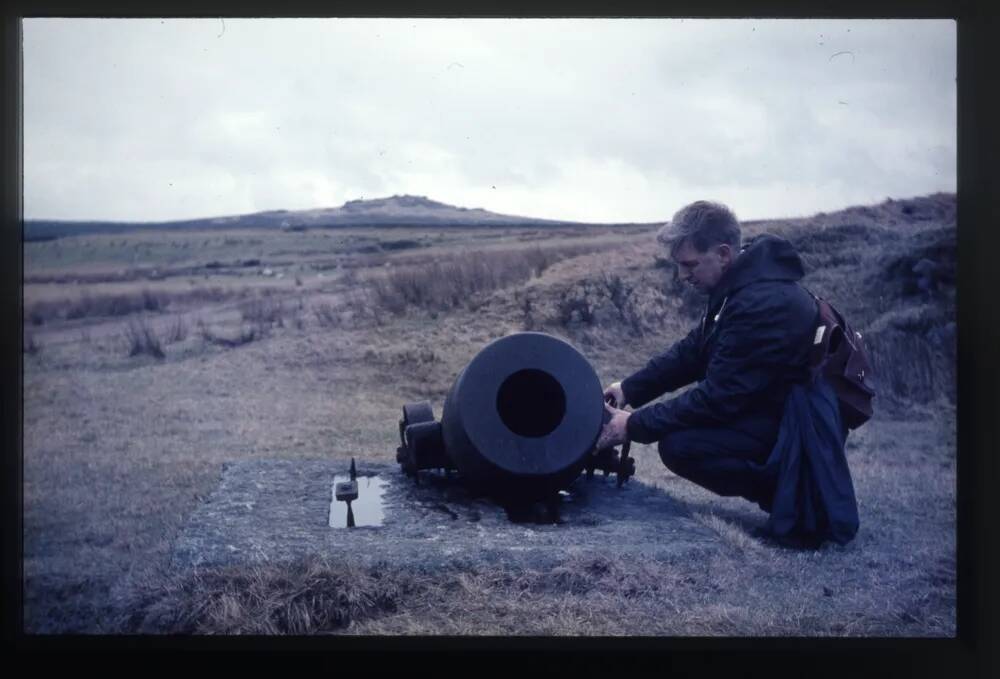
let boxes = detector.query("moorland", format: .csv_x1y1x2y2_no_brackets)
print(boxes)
22,193,956,635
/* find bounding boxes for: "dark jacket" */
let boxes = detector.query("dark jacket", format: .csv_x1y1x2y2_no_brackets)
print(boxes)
753,377,859,545
623,234,819,445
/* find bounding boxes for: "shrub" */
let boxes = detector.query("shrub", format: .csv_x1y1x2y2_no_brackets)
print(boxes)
366,245,591,315
289,298,306,330
656,260,706,321
864,305,956,408
555,270,674,337
27,288,172,324
520,296,536,331
240,297,285,334
141,289,163,312
165,315,188,343
123,318,165,359
556,287,595,327
312,302,340,328
197,316,262,349
199,323,260,349
343,288,383,326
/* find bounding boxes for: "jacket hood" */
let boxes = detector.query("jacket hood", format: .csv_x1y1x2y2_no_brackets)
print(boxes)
709,234,805,308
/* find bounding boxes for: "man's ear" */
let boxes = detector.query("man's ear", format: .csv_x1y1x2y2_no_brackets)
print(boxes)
717,243,734,267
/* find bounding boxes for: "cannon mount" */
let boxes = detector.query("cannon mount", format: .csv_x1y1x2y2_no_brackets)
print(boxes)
395,332,634,513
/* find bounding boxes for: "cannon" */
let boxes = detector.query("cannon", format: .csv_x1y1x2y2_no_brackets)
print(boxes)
396,332,634,507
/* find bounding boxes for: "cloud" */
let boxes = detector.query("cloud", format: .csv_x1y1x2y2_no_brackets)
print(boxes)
23,18,956,222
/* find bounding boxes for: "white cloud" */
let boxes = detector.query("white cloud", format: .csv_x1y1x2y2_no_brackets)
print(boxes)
23,18,956,223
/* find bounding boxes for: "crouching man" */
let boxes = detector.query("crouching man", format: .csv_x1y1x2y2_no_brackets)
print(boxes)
597,200,838,518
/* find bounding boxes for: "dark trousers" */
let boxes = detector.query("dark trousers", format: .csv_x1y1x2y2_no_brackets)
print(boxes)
657,414,782,511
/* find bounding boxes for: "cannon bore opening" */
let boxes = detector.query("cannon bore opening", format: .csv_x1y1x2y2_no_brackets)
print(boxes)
495,368,567,438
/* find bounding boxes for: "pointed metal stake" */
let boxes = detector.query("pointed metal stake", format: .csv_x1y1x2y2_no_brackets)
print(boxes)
335,458,360,527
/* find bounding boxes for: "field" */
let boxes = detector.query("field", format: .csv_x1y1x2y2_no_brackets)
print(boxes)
21,194,957,635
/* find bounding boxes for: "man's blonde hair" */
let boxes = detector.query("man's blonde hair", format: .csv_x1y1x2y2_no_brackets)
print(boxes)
657,201,742,256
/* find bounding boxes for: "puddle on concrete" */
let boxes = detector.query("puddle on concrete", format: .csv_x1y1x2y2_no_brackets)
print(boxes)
329,475,388,528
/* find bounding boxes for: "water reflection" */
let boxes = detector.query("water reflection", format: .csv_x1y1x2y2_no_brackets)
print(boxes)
328,475,388,528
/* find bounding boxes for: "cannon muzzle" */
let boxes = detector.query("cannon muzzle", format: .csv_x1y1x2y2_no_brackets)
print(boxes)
397,332,619,500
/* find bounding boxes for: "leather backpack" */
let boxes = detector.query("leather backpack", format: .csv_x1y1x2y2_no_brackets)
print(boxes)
807,293,875,430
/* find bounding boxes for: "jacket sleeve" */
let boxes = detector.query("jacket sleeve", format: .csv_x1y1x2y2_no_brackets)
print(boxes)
626,288,803,444
620,325,705,409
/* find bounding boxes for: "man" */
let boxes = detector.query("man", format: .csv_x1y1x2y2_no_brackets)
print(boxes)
596,200,819,512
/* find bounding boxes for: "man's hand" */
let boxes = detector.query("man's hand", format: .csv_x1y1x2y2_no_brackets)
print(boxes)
596,402,630,450
603,381,626,408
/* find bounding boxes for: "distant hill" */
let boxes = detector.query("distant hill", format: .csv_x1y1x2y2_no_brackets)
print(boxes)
23,194,644,241
24,191,958,242
741,192,956,232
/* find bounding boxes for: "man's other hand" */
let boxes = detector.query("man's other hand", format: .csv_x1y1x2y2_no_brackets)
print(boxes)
596,403,630,450
603,381,626,408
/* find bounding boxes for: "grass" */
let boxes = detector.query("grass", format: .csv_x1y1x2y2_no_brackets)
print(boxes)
119,557,410,634
366,243,601,315
198,319,263,349
239,296,288,333
164,315,189,344
25,285,239,325
123,317,166,359
24,330,40,355
112,468,955,637
311,301,341,328
21,197,956,635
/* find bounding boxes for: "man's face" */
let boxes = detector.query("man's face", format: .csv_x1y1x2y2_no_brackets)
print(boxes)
672,239,733,294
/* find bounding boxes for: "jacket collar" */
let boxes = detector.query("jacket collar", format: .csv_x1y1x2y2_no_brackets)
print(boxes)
706,234,806,312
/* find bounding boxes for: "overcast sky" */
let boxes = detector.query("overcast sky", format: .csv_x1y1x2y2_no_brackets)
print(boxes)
23,18,955,224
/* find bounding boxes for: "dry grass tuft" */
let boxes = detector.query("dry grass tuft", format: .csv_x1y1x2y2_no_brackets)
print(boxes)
198,320,262,349
311,301,341,328
123,317,165,359
240,297,287,332
164,314,188,344
118,556,417,634
863,304,955,410
368,245,597,315
692,511,766,554
25,285,243,325
33,288,169,323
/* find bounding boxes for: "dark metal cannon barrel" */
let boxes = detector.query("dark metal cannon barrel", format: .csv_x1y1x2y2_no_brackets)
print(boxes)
397,332,606,499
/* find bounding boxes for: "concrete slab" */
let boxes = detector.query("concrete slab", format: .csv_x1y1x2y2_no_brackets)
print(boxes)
172,458,719,572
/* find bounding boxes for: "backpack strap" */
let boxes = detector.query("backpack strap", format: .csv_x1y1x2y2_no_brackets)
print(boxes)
802,288,875,429
808,297,842,379
805,290,831,376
